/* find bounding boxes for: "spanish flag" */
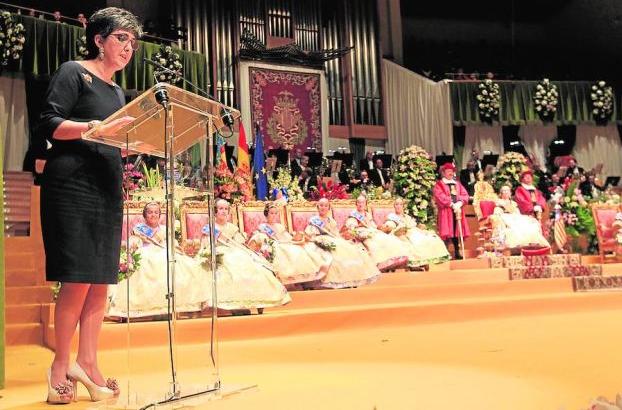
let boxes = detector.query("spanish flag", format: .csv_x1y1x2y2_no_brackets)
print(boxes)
237,122,251,172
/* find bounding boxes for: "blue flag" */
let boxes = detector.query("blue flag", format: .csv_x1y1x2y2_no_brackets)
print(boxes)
253,127,268,200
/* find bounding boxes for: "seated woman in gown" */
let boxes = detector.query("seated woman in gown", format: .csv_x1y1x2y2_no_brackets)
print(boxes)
248,202,331,288
382,197,450,267
200,198,291,310
343,195,411,271
107,202,211,318
490,185,550,250
304,198,381,288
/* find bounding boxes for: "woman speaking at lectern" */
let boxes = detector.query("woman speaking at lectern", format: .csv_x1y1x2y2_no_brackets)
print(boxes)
37,7,141,404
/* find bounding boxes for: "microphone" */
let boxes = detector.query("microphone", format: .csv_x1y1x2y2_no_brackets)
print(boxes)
143,57,235,136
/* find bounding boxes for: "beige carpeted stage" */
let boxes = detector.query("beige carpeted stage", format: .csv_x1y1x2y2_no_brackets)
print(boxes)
3,260,622,409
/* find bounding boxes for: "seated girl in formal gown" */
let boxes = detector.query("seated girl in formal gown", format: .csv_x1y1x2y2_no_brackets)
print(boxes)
304,198,381,288
107,202,211,318
490,185,550,249
248,202,331,288
200,198,291,310
343,195,411,271
382,197,450,267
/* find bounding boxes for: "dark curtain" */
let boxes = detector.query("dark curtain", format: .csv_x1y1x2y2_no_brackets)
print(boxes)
349,138,365,171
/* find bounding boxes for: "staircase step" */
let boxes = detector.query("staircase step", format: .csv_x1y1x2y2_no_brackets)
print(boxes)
6,285,54,305
4,171,34,181
4,252,36,270
5,268,39,286
6,323,43,345
5,237,38,253
6,304,43,324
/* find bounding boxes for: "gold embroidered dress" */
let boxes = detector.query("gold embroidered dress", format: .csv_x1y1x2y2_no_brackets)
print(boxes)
490,199,550,249
304,216,381,288
209,222,291,309
344,211,411,271
383,213,450,266
107,224,211,318
249,222,331,285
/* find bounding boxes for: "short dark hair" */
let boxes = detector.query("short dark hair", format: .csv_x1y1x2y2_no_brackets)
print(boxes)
86,7,142,59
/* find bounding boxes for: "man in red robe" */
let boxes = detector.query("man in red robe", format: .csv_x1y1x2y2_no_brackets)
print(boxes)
433,162,470,259
514,169,546,218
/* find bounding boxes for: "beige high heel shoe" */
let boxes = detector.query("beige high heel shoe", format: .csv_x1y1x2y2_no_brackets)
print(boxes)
46,368,74,404
67,362,117,402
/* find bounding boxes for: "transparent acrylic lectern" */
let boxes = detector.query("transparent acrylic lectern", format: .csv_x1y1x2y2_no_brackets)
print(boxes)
82,83,241,409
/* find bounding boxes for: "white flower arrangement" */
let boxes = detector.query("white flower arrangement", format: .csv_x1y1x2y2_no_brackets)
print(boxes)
0,10,26,66
533,78,558,121
76,35,88,59
150,45,183,84
476,79,500,121
590,80,614,121
494,152,528,190
392,145,436,226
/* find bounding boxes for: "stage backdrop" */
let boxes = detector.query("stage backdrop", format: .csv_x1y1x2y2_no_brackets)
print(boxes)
239,62,328,155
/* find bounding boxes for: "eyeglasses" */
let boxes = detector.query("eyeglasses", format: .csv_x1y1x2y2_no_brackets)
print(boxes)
108,33,139,51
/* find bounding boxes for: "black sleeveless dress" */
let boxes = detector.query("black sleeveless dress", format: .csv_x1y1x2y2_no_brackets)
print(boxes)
38,61,125,284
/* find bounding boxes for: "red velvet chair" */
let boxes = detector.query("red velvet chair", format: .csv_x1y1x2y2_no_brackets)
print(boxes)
592,203,621,263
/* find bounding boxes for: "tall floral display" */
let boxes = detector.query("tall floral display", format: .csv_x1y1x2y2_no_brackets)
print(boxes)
150,45,183,84
476,79,500,122
533,78,558,122
0,10,25,67
493,152,528,190
590,80,614,123
393,145,437,226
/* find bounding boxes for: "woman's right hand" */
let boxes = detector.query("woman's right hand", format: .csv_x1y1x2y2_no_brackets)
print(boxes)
96,116,135,137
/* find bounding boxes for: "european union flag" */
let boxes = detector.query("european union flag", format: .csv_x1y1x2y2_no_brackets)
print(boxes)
253,126,268,200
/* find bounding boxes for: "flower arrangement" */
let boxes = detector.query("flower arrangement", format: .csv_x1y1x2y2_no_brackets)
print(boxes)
550,181,595,238
76,35,88,59
392,145,436,226
268,167,304,202
197,246,224,268
311,235,337,252
122,163,144,198
590,80,614,122
213,165,253,202
309,180,349,200
476,79,500,121
350,185,391,201
533,78,558,121
0,10,26,66
118,245,142,282
150,45,183,84
493,152,528,190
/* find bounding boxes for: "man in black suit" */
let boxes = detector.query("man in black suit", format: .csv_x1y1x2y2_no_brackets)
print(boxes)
370,159,390,189
299,167,318,198
459,160,478,197
290,148,304,177
358,151,374,172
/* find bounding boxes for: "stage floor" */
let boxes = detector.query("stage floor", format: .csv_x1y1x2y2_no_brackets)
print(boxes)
4,307,622,409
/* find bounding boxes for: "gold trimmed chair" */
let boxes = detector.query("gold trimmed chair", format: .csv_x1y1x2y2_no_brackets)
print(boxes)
592,203,621,264
286,200,319,233
368,199,396,227
330,199,357,230
236,200,287,237
179,200,237,243
121,200,166,242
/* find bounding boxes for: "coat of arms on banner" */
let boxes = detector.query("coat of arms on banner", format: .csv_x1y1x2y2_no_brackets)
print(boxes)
250,67,321,152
